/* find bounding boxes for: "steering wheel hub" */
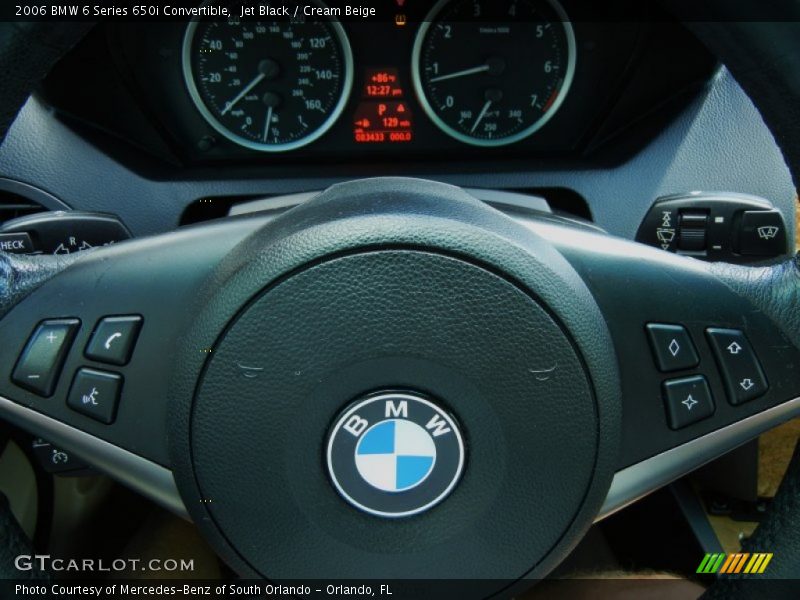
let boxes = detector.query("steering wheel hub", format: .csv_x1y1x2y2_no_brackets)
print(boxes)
169,179,621,585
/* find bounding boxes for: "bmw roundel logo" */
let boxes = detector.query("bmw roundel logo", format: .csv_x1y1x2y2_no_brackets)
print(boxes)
326,392,465,518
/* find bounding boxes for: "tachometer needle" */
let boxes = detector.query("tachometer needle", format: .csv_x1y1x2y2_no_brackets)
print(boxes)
221,72,266,115
471,100,493,133
429,64,490,83
263,106,273,142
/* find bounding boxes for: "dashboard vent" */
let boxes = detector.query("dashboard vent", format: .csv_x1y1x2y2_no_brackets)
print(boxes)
0,191,45,226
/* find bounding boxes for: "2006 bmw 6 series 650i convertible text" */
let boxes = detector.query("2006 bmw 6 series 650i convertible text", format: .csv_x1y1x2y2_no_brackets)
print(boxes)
0,1,799,598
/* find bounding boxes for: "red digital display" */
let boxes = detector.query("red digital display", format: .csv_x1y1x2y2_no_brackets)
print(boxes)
363,68,405,98
354,101,413,144
354,68,413,144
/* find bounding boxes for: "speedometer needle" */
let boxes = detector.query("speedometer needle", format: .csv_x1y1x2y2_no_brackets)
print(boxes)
429,64,490,83
471,100,493,133
263,106,273,142
221,72,266,115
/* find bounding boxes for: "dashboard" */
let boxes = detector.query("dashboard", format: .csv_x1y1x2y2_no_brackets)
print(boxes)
40,0,717,167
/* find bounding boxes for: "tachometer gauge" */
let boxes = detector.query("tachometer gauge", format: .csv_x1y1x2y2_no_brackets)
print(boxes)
183,1,353,152
412,0,575,147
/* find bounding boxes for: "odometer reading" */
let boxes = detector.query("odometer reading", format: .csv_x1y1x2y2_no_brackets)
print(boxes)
183,2,353,152
412,0,575,147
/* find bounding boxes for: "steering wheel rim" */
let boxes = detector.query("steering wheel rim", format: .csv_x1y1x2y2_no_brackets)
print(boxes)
0,8,799,598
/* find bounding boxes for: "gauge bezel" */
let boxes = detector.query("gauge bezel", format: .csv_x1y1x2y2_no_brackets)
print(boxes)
411,0,576,148
182,7,354,153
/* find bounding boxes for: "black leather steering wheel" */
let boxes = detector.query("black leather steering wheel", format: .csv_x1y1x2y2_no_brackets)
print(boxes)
0,7,799,599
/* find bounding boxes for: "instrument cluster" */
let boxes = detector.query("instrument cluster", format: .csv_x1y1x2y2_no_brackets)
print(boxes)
42,0,719,165
182,0,576,152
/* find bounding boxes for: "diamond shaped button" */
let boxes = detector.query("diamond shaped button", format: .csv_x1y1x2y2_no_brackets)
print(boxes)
646,324,699,372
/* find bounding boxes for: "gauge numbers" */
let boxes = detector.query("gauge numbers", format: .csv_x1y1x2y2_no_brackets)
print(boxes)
183,2,353,152
412,0,576,147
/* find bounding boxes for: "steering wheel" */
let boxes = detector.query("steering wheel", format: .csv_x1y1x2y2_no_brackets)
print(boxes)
0,6,799,598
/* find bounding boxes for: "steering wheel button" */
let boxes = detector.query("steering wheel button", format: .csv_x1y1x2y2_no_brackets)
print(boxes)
646,323,699,372
11,319,80,396
67,368,122,424
85,315,142,366
705,328,768,405
663,375,715,430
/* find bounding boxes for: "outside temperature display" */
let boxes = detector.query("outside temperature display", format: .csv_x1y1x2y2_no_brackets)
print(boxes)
364,68,405,98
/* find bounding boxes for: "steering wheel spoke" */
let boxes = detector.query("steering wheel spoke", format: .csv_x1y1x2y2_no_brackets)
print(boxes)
0,216,267,517
511,212,800,517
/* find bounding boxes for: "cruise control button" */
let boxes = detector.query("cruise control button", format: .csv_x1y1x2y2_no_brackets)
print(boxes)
663,375,715,430
705,328,768,405
12,319,80,396
646,323,699,372
67,368,122,424
85,315,142,366
31,438,90,474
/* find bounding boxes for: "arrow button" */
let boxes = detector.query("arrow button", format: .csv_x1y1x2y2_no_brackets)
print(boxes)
706,328,768,405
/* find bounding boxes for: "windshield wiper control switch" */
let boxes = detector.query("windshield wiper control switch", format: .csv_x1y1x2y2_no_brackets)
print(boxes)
636,192,789,263
677,211,708,252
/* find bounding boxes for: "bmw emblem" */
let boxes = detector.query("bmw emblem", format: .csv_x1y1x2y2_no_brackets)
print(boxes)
326,392,465,518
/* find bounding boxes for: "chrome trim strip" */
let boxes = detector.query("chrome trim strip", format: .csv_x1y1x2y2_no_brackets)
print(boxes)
599,396,800,520
0,396,187,519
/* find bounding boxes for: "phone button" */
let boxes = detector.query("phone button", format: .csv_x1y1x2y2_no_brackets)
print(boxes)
85,316,143,366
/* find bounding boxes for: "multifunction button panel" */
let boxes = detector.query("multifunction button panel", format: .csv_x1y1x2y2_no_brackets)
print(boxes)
645,323,768,430
636,193,789,264
9,315,142,424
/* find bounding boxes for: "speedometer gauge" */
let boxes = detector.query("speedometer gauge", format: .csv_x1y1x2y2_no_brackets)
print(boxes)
182,1,353,152
412,0,575,147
